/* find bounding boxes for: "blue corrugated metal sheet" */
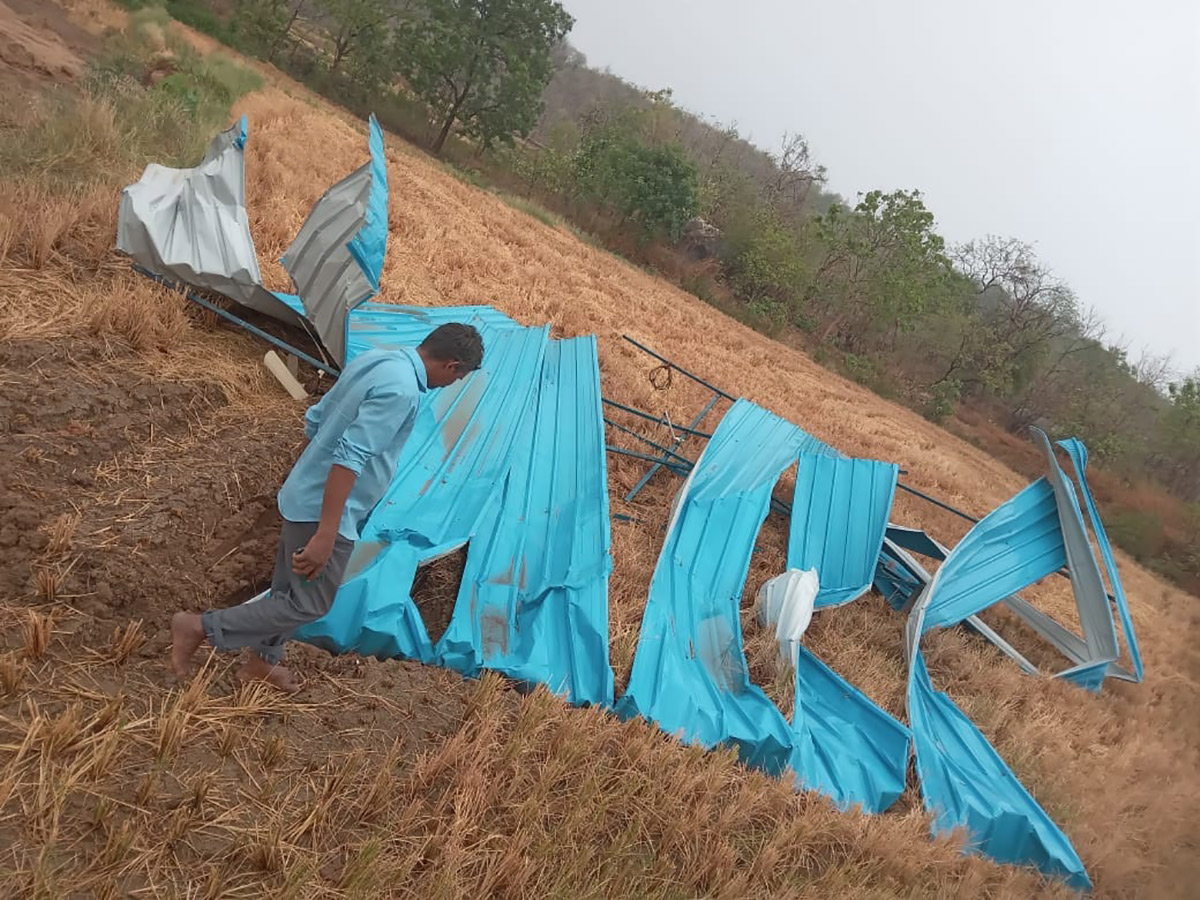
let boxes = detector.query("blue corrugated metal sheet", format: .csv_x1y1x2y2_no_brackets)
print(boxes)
783,452,908,812
788,646,910,813
907,479,1090,890
345,303,517,362
788,454,899,609
1057,438,1142,682
616,400,808,774
295,317,549,660
908,654,1089,889
437,336,614,705
347,116,388,294
915,478,1065,633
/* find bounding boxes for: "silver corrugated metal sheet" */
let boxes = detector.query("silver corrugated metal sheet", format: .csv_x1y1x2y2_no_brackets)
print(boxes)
281,116,388,365
116,116,308,332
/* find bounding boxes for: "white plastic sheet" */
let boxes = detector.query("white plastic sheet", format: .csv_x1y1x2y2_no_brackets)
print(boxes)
756,568,819,668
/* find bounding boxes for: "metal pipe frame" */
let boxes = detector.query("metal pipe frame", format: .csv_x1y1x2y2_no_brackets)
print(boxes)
132,265,341,377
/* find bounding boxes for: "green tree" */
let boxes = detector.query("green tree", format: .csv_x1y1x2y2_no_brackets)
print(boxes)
316,0,393,74
807,189,953,350
396,0,573,154
572,123,699,241
1159,374,1200,500
233,0,305,61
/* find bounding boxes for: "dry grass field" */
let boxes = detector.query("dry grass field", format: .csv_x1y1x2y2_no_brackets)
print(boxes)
0,3,1196,896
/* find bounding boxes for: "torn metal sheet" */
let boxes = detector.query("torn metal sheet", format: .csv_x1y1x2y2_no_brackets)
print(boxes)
116,116,309,332
295,316,549,660
119,115,391,366
616,400,808,774
908,655,1090,890
782,452,908,812
1057,438,1143,682
788,454,898,609
906,478,1091,891
789,646,910,814
438,337,615,706
1031,428,1119,685
282,115,388,365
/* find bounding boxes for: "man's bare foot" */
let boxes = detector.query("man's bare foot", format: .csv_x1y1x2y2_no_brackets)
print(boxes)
236,654,301,693
170,612,205,679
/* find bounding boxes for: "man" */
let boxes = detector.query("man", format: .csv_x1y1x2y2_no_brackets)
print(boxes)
171,322,484,692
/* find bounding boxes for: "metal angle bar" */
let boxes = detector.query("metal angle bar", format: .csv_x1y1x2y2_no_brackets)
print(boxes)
603,417,696,466
622,335,983,529
626,391,722,502
132,265,341,377
895,482,979,524
602,398,715,439
963,615,1041,676
606,445,692,474
622,335,737,401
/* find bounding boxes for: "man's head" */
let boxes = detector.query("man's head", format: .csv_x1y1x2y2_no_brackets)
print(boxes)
417,322,484,388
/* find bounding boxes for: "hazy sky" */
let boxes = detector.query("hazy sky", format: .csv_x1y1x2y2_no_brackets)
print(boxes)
560,0,1200,373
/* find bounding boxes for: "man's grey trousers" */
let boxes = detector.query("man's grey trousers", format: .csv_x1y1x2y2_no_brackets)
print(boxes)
202,520,353,664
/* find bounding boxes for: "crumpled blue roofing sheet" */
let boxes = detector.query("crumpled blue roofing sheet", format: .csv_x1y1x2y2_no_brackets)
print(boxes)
616,399,808,774
788,454,899,609
437,336,614,705
906,477,1091,891
296,316,549,661
1056,438,1142,682
788,645,910,813
781,451,908,813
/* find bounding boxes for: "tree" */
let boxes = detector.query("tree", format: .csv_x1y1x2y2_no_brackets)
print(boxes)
1158,373,1200,500
234,0,306,62
807,189,953,350
315,0,395,74
396,0,574,154
572,121,699,241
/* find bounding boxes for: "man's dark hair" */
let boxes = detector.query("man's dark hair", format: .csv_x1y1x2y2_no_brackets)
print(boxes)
419,322,484,372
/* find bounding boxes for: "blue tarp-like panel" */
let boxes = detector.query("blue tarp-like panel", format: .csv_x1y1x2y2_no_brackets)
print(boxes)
296,317,548,658
1057,438,1143,682
346,115,388,294
789,646,910,813
909,654,1090,890
788,454,899,609
437,337,615,705
921,478,1066,632
616,400,807,775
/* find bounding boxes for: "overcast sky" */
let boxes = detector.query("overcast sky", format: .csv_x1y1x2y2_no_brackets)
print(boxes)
559,0,1200,373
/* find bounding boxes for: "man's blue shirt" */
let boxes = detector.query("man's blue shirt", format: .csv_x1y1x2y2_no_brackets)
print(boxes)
278,346,427,540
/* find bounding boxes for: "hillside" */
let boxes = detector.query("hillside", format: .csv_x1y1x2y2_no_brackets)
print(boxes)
0,3,1197,896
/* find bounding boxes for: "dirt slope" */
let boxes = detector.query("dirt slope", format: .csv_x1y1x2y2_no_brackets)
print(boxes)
0,6,1196,896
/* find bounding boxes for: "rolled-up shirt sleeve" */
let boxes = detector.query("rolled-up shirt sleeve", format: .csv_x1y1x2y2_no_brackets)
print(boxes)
330,387,413,475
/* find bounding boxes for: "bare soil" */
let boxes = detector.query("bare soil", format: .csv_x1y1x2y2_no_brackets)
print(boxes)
0,0,92,87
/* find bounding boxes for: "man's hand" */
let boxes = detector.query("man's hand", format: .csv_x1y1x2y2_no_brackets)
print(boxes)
292,529,336,580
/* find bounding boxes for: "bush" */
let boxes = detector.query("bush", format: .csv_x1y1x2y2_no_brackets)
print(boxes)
1,10,262,187
923,379,961,423
573,128,698,242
